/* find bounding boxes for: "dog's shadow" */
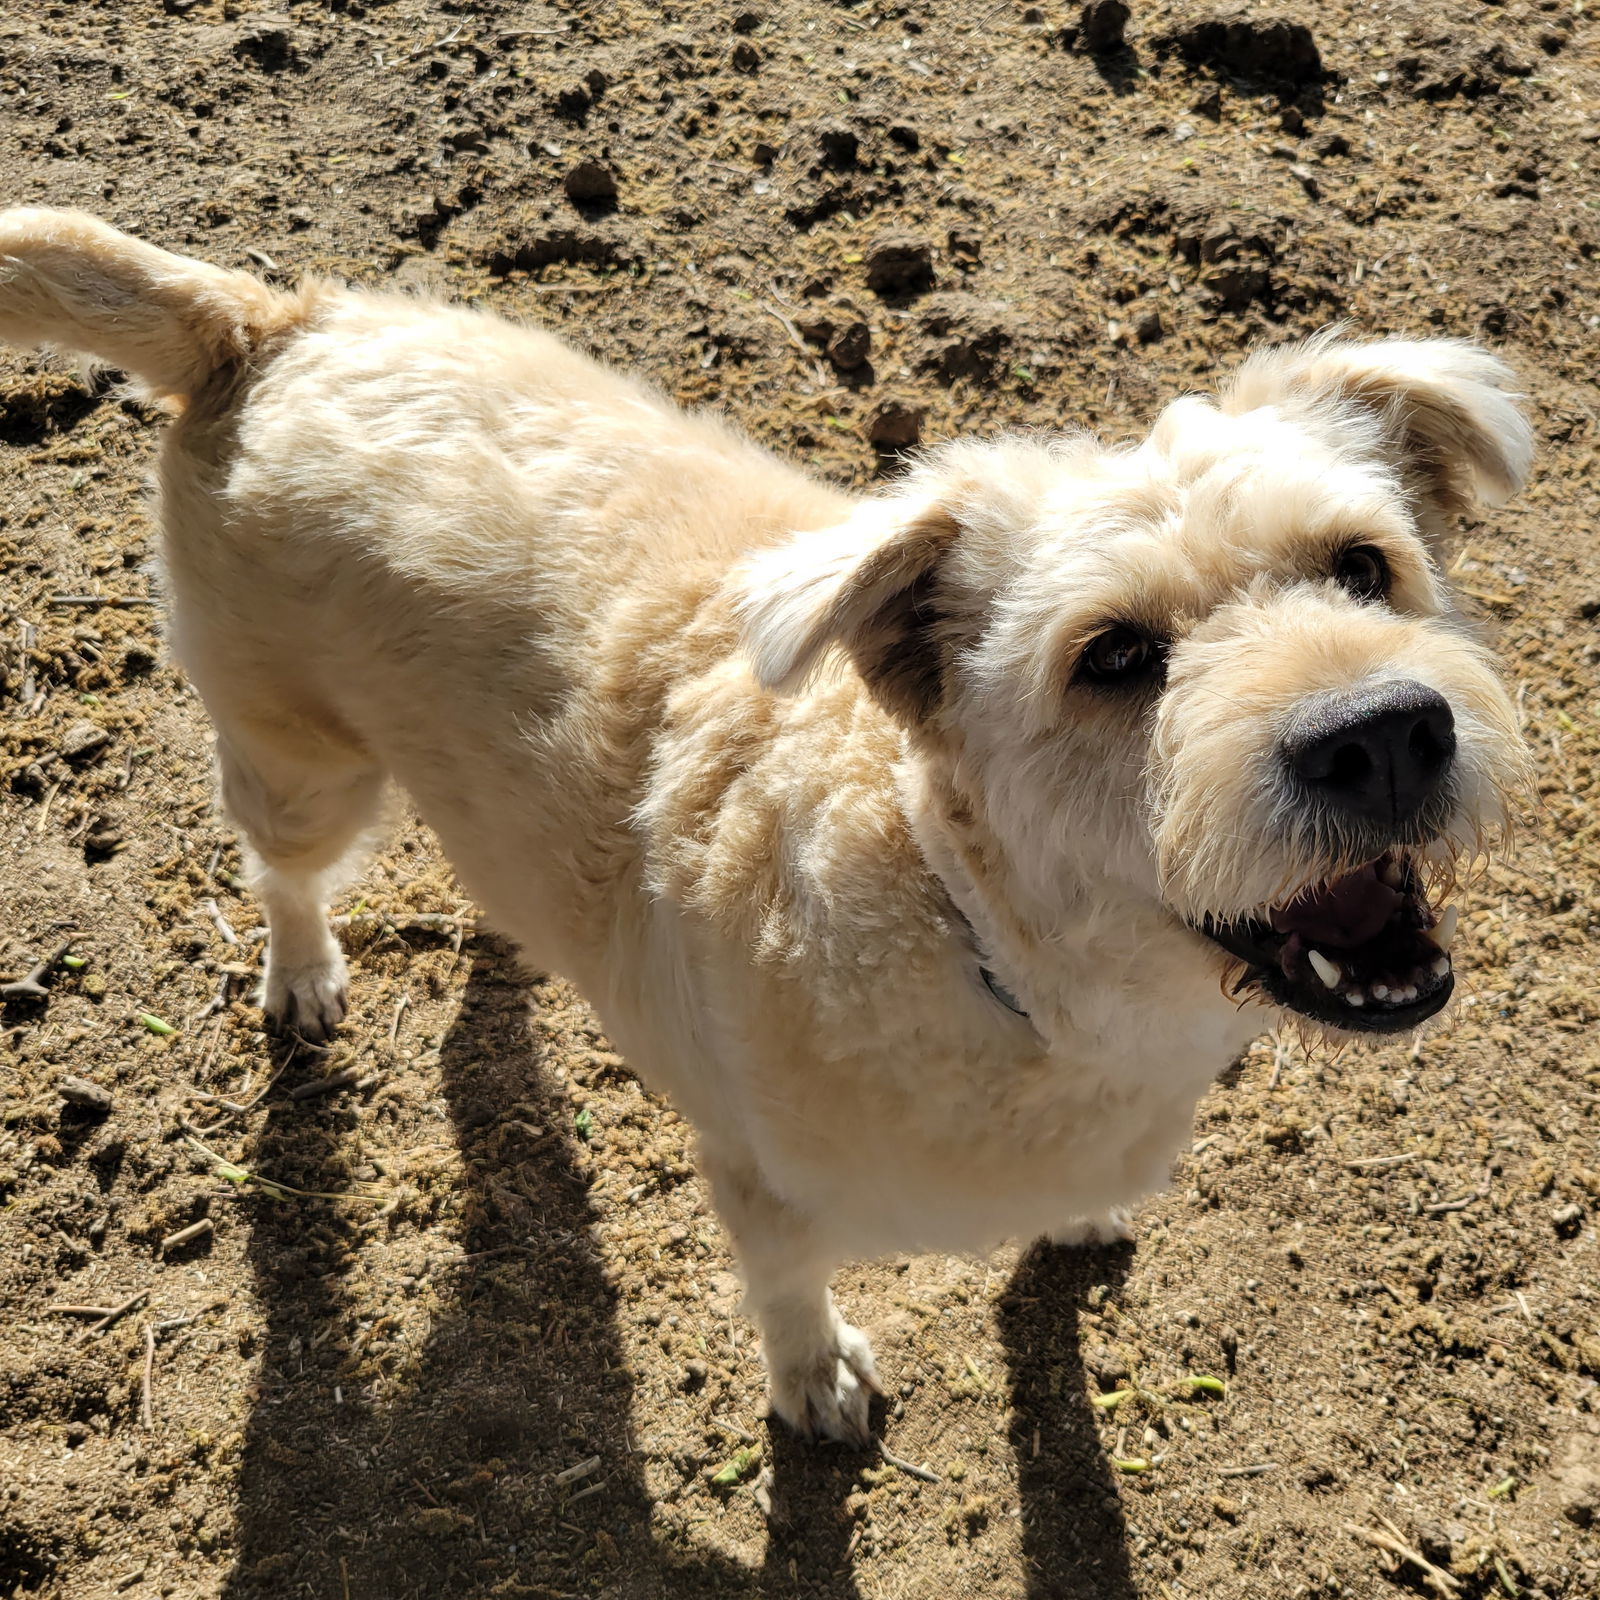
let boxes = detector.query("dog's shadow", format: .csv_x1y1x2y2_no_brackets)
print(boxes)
219,945,1134,1597
1001,1242,1139,1600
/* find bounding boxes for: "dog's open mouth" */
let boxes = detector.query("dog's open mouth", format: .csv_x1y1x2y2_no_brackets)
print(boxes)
1196,854,1456,1034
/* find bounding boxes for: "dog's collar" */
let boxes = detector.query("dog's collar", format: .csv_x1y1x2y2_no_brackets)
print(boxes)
978,963,1029,1018
943,897,1030,1021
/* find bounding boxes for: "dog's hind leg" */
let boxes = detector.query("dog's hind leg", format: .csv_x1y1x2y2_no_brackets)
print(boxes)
702,1152,881,1447
215,727,385,1044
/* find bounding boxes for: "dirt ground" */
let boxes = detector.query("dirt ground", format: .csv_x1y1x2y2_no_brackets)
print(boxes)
3,1,1600,1597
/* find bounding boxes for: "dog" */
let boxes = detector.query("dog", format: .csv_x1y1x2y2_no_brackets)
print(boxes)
0,209,1532,1443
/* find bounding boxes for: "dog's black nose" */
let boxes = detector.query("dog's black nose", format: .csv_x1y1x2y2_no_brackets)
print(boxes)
1283,679,1456,825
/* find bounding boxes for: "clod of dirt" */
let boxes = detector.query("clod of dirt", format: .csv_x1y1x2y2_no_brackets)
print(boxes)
59,722,110,763
732,41,761,73
916,294,1011,382
1086,1344,1130,1386
232,17,305,75
1552,1433,1600,1527
84,824,123,859
564,160,618,205
553,84,593,123
1159,14,1323,86
827,320,872,372
867,399,927,453
59,1076,114,1115
865,231,935,297
1134,308,1164,344
1079,0,1130,55
0,373,100,445
817,122,860,171
732,9,764,32
1390,41,1534,103
1413,1520,1460,1569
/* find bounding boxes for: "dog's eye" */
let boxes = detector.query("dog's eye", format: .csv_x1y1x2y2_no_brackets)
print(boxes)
1333,544,1391,603
1080,626,1161,685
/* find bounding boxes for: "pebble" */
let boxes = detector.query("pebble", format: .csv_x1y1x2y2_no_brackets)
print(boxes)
868,398,926,452
864,231,934,297
59,1075,114,1114
60,721,110,762
1079,0,1129,55
827,320,871,371
1134,309,1164,344
563,160,617,204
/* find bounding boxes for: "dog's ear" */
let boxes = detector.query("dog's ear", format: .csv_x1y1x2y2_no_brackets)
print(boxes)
1221,333,1533,518
735,494,962,721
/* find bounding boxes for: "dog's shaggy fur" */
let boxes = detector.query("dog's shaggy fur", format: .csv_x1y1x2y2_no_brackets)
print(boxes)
0,210,1533,1441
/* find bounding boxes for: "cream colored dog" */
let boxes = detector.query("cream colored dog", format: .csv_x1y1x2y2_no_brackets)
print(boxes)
0,210,1532,1443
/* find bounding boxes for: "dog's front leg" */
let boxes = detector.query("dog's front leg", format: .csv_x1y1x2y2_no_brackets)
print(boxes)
1050,1208,1136,1248
703,1152,880,1447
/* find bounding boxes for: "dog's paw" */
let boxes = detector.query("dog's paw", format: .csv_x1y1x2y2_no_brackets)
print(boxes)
1050,1208,1136,1249
767,1318,881,1447
261,951,349,1044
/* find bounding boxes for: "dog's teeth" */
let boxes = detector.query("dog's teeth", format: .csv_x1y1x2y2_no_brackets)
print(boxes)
1371,983,1390,1001
1307,950,1342,990
1345,990,1365,1007
1395,984,1417,1004
1425,905,1459,952
1431,956,1450,979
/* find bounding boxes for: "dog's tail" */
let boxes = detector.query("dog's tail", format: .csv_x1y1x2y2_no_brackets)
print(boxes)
0,207,306,403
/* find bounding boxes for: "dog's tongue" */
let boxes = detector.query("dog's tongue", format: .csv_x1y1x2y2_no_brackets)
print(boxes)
1269,863,1400,950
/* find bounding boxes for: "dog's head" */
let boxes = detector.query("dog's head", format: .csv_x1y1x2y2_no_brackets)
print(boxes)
736,335,1533,1036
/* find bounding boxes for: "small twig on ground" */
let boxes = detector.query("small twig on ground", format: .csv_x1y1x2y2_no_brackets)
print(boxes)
33,780,62,834
390,991,410,1042
757,302,833,384
200,897,239,945
49,593,155,608
1345,1519,1461,1595
1268,1035,1293,1090
287,1066,368,1102
0,940,74,1001
18,619,37,703
711,1414,756,1444
49,1303,121,1318
140,1323,156,1427
1424,1168,1493,1215
554,1454,602,1486
160,1218,214,1254
196,1016,227,1081
876,1436,941,1483
1346,1152,1423,1171
86,1289,149,1336
195,969,234,1022
1218,1462,1278,1478
184,1057,289,1122
184,1132,386,1204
